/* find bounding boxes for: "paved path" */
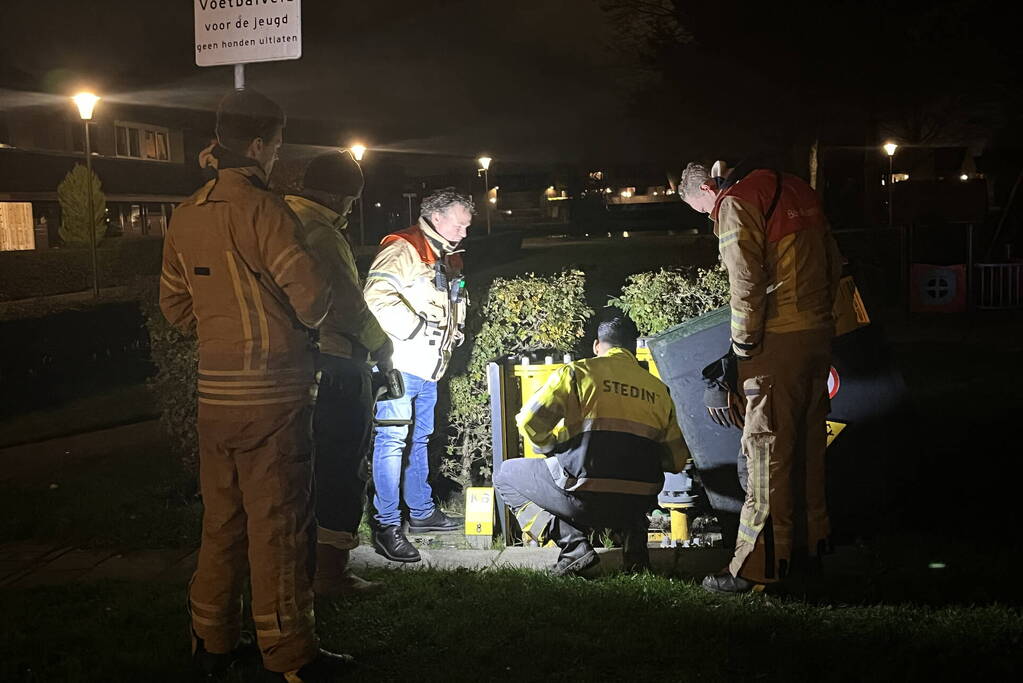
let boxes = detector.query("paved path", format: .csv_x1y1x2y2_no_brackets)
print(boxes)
0,541,731,589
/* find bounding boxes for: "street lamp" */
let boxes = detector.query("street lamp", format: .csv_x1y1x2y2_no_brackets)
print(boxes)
349,143,367,244
478,156,492,235
883,142,898,229
73,92,101,297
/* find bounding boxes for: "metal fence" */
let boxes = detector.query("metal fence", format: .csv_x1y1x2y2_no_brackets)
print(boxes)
975,262,1023,310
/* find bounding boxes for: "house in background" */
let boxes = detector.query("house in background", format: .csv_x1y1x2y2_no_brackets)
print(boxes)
0,100,212,250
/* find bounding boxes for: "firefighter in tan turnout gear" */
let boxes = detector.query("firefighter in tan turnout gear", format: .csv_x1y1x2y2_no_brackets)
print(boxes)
159,89,351,681
363,188,472,562
494,316,690,576
679,160,844,593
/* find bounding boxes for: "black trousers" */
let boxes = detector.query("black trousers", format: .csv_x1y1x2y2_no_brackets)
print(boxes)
312,354,374,547
493,457,653,561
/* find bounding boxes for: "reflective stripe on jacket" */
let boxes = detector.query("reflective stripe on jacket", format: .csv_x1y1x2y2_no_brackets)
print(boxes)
363,219,467,381
159,166,331,409
516,347,690,496
711,169,843,357
284,195,387,360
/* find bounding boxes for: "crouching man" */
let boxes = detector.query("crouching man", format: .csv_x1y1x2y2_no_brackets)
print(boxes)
494,316,690,576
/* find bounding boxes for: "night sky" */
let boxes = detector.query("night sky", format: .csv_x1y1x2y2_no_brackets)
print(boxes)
2,0,1021,165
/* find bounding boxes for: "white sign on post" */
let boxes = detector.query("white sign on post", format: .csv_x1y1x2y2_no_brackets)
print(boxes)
194,0,302,67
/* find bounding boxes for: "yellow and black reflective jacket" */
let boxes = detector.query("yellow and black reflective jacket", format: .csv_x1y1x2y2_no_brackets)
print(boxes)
516,347,690,496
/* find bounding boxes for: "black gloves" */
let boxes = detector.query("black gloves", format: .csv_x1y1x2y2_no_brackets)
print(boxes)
701,350,745,429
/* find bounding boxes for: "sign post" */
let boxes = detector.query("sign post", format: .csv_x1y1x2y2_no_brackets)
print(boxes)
194,0,303,86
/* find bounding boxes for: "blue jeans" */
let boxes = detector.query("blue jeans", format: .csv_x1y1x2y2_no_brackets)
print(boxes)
372,371,438,527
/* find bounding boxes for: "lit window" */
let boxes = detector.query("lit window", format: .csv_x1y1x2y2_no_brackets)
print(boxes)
892,173,910,183
114,122,170,161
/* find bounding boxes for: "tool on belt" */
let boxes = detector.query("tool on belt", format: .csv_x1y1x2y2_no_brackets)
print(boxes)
372,368,405,403
371,368,410,426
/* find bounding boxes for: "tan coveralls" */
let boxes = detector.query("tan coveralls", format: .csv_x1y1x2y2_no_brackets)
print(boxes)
160,164,331,672
712,168,843,583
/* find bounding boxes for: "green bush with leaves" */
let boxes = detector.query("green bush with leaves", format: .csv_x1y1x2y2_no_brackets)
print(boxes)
443,270,593,488
57,164,107,247
135,277,199,473
0,237,162,302
608,265,730,336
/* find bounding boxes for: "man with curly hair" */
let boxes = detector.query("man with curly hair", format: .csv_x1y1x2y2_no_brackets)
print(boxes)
363,188,473,561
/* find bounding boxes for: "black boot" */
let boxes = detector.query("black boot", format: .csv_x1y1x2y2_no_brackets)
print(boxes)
551,548,599,577
621,521,652,574
372,524,422,563
257,649,355,682
701,572,765,594
192,631,258,680
549,518,599,577
407,508,462,532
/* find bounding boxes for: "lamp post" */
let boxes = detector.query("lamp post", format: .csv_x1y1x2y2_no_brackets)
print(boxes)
73,92,101,298
349,143,367,245
478,156,492,235
883,142,898,229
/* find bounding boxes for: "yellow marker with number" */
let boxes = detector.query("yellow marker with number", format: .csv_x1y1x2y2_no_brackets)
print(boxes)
464,486,494,536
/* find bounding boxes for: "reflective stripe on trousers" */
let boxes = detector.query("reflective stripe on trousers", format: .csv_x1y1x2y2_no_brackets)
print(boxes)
189,402,319,673
728,330,832,584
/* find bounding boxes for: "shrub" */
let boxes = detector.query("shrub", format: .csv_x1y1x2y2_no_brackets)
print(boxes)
0,237,163,302
608,265,730,336
443,270,593,488
135,277,199,473
137,268,594,482
57,164,107,247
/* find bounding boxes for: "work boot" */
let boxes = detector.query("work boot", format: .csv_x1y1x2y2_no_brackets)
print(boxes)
192,631,258,680
701,572,765,594
313,544,382,598
257,649,355,682
407,508,462,532
551,548,600,577
621,522,652,574
372,524,421,563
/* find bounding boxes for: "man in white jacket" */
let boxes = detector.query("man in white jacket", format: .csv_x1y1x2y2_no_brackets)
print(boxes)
363,188,473,562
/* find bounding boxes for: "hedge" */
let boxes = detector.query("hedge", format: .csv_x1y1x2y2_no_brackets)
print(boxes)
140,262,732,480
608,265,730,337
0,237,163,302
136,276,199,472
443,270,593,487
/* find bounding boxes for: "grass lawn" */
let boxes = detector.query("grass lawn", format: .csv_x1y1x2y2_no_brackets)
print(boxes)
1,570,1020,682
0,383,158,449
0,423,200,550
